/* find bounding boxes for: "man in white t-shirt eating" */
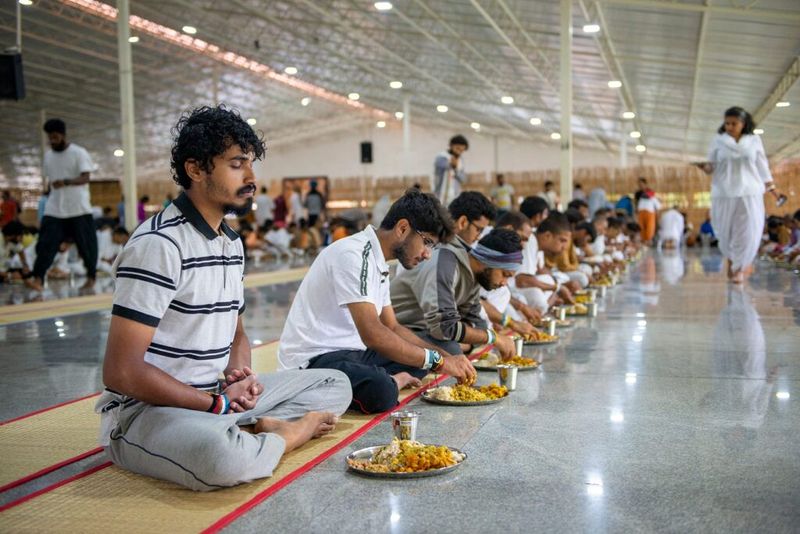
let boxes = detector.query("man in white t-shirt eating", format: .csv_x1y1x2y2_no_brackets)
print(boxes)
26,119,98,292
278,189,476,414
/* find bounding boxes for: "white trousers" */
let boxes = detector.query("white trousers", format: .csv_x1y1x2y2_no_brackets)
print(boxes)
711,195,764,273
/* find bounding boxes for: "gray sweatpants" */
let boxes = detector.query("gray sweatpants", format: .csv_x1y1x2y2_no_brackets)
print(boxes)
106,369,351,491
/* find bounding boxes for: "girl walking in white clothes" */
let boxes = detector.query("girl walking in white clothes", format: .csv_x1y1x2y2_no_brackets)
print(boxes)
698,107,783,284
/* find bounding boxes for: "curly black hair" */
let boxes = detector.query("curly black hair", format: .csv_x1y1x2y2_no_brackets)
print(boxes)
448,191,496,222
478,227,522,254
495,210,529,231
380,188,454,243
170,105,266,190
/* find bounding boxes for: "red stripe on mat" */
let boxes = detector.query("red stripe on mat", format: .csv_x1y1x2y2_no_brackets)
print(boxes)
0,461,112,513
0,392,101,426
0,447,104,494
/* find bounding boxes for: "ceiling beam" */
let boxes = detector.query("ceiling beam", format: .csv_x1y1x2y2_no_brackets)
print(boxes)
682,1,710,161
752,56,800,126
598,0,800,23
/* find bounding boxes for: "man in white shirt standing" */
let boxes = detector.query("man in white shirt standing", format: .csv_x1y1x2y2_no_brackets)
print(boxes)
278,189,476,414
27,119,97,292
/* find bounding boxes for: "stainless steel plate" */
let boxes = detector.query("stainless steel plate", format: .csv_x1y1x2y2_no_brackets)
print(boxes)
420,389,509,405
346,445,466,478
473,361,540,372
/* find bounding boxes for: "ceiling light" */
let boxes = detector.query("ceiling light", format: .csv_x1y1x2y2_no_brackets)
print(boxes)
583,24,600,33
348,92,360,101
608,80,622,88
394,111,404,119
436,104,448,113
776,101,790,108
635,144,646,153
389,81,403,89
113,149,124,157
301,97,311,106
622,111,635,119
18,0,33,5
470,122,481,130
182,25,197,35
550,132,561,140
630,131,641,139
284,66,298,75
128,36,140,43
529,117,542,126
625,372,637,385
246,118,257,125
374,2,393,10
501,95,514,104
776,391,790,400
376,121,386,128
753,128,764,135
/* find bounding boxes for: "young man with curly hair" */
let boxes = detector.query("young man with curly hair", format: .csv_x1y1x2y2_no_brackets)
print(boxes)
96,106,351,491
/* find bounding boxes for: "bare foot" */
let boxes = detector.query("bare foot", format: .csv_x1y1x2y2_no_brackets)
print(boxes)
254,412,338,452
392,372,422,390
731,271,744,285
24,277,44,292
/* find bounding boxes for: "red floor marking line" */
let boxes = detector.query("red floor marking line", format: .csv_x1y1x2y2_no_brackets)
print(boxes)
0,392,101,426
0,461,112,513
202,373,451,534
0,447,104,494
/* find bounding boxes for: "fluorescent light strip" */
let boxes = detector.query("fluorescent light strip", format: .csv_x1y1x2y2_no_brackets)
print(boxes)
62,0,389,118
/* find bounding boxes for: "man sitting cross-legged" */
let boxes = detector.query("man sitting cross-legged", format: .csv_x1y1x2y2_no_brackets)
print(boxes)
97,106,351,492
278,189,476,414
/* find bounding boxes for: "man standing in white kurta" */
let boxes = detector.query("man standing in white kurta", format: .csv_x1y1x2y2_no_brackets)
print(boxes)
699,107,783,284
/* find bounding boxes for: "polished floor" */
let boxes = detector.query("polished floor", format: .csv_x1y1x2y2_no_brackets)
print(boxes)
1,249,798,532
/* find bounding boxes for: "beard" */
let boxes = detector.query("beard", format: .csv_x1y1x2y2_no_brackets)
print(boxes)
207,180,255,217
392,236,418,270
223,197,253,217
51,141,67,152
475,268,499,291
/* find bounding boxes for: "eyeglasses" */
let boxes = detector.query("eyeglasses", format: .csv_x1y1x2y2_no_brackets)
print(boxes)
414,228,438,251
469,221,487,234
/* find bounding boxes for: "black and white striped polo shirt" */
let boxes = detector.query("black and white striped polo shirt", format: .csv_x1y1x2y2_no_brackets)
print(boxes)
110,192,245,389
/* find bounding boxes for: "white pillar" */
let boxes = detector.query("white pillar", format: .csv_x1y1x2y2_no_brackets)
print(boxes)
493,135,499,177
117,0,138,232
559,0,573,205
402,95,410,178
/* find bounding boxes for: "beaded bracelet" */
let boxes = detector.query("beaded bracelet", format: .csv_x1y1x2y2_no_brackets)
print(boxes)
206,393,230,415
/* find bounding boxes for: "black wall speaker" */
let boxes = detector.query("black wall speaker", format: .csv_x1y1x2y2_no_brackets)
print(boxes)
360,141,373,164
0,54,25,101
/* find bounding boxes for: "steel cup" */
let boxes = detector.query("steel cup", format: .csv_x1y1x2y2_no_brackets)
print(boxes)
543,317,557,336
588,288,598,301
497,365,518,391
390,410,419,441
587,301,598,317
597,285,607,298
554,306,567,321
514,336,524,356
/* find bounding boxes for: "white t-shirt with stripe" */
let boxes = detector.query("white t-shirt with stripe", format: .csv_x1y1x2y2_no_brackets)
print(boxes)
278,225,391,369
